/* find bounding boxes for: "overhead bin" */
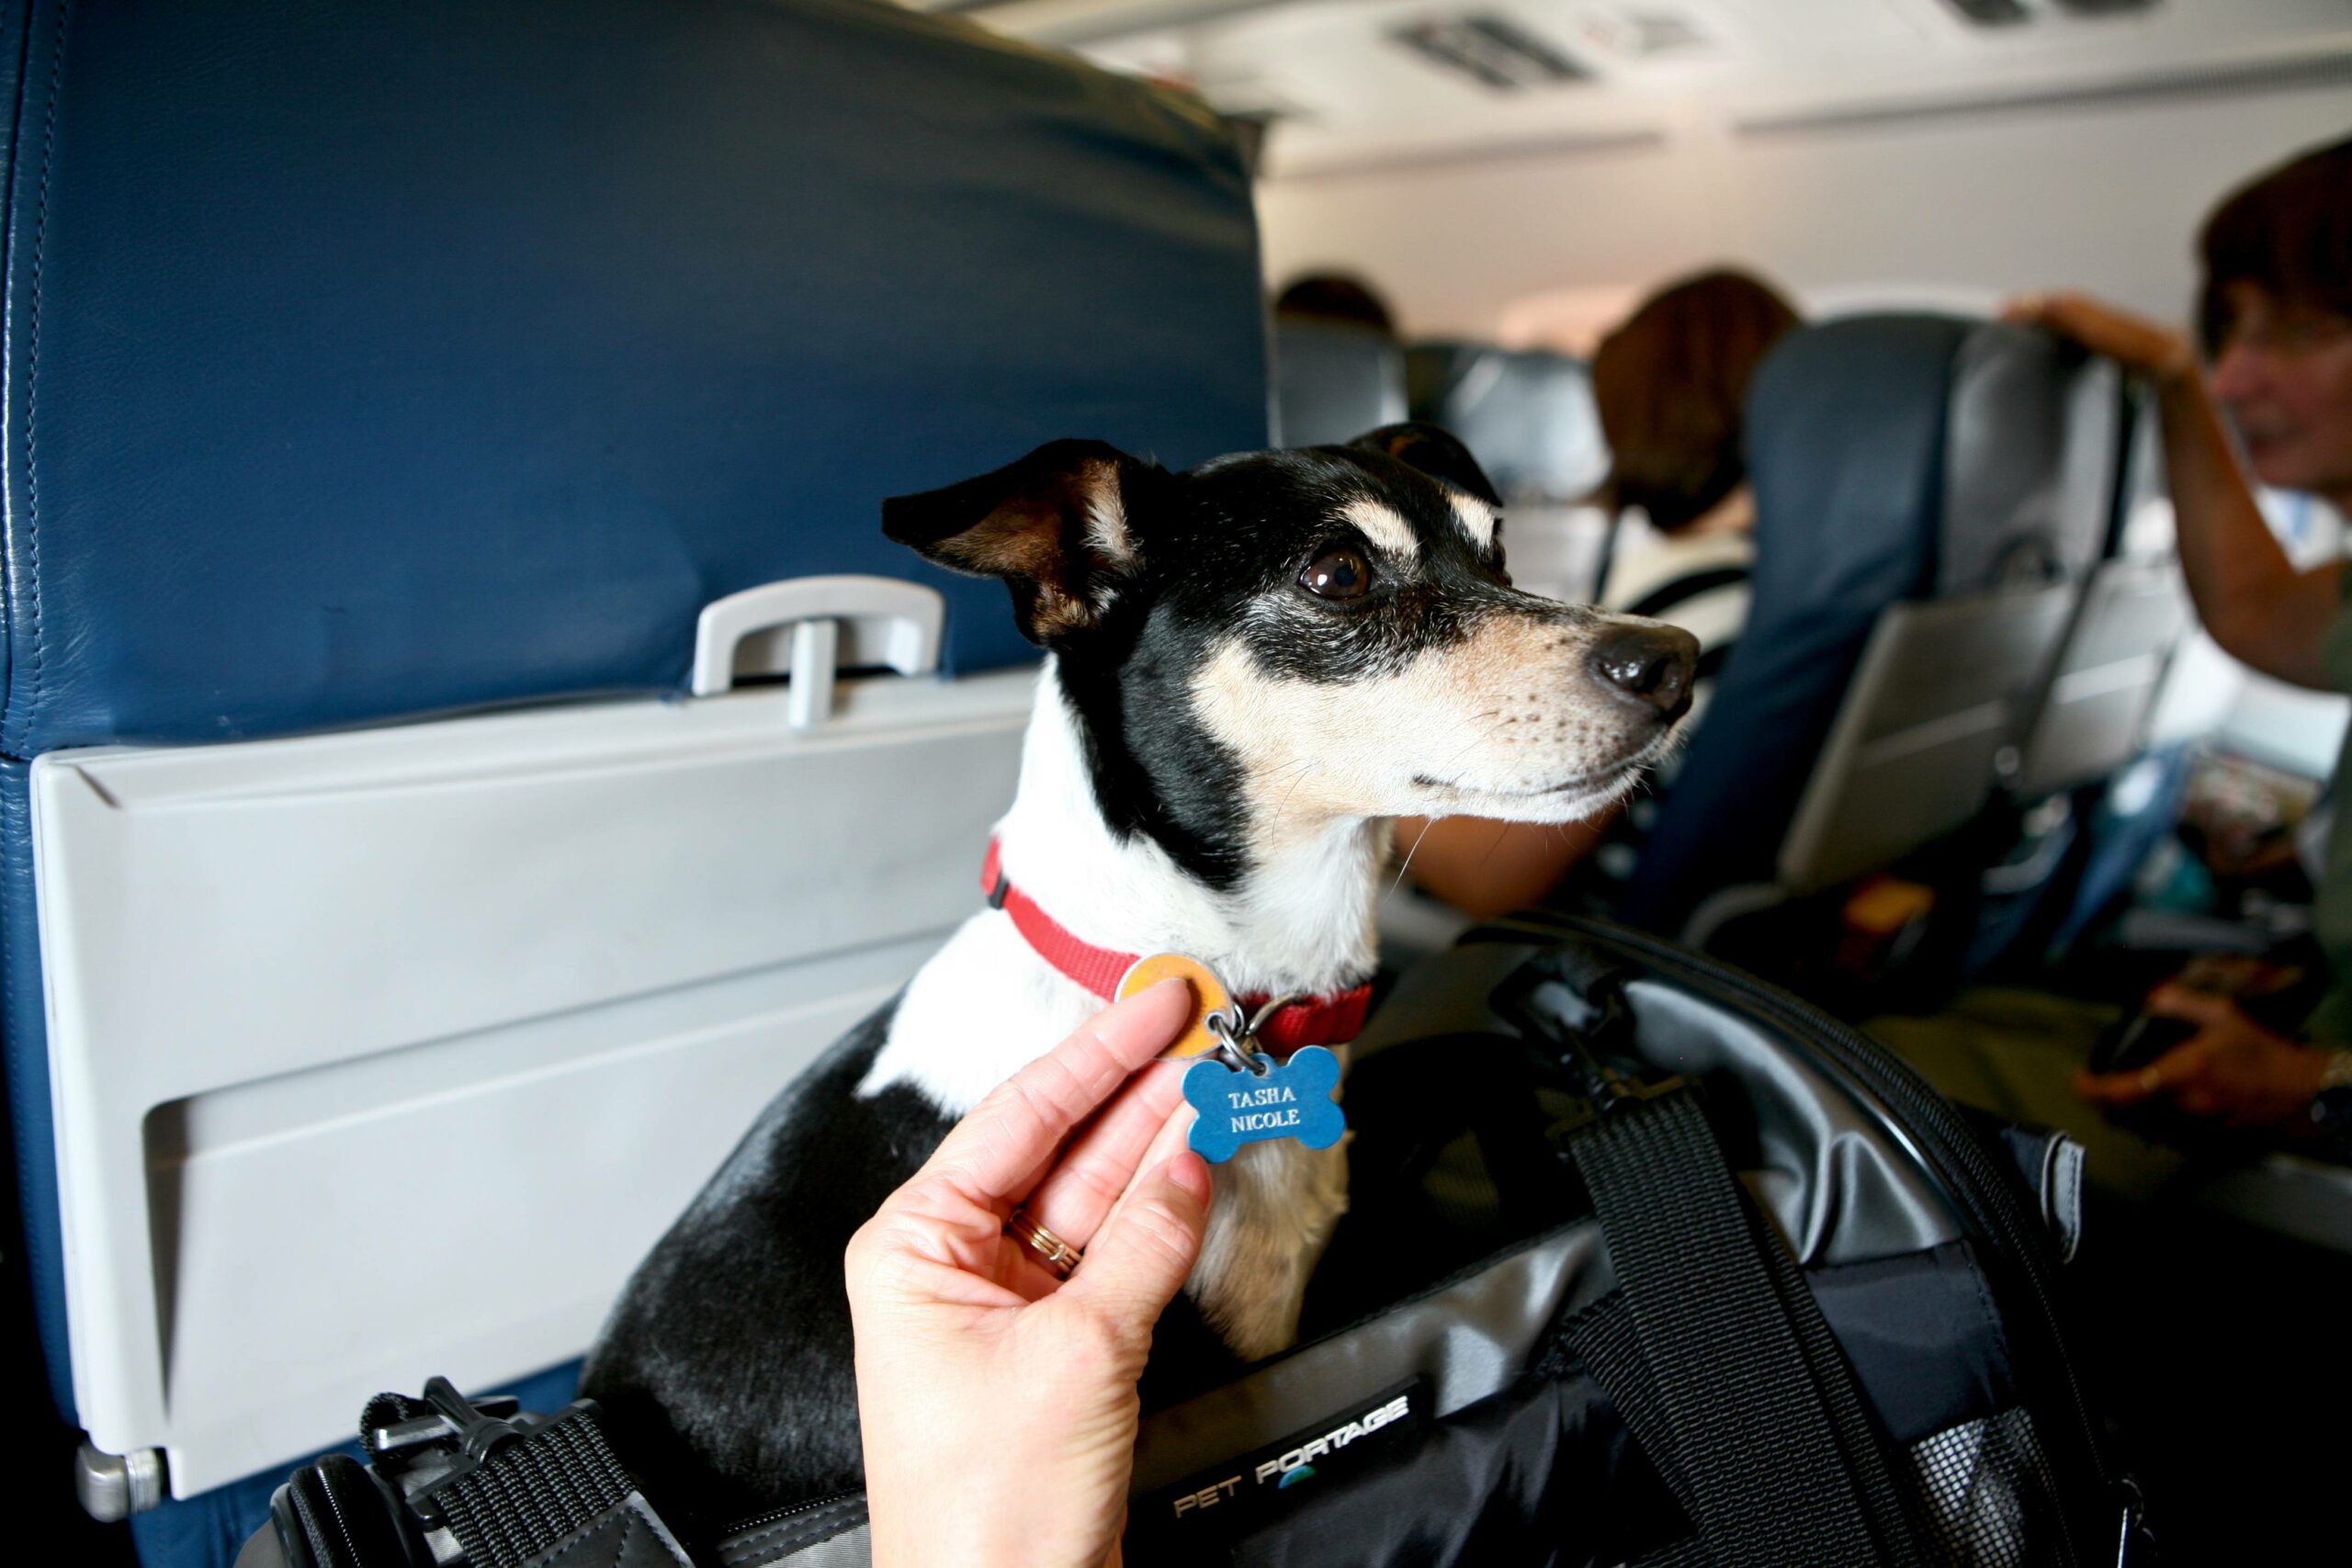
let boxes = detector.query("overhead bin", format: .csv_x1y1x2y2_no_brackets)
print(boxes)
0,0,1269,1551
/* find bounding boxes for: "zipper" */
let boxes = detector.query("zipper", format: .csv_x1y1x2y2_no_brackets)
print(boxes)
1485,913,2111,1564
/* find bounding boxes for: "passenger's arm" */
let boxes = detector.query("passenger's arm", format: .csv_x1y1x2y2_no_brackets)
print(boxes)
1394,812,1610,921
2007,291,2340,692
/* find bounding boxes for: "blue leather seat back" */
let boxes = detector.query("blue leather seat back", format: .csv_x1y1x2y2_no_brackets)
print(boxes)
1406,343,1608,502
1615,316,1969,934
0,0,1267,1474
1620,314,2127,934
1272,320,1406,447
0,0,1267,756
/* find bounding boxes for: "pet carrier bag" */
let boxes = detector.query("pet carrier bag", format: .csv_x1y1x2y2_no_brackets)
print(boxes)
242,916,2143,1568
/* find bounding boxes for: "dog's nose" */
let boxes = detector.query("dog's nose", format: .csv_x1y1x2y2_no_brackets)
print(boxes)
1589,625,1698,718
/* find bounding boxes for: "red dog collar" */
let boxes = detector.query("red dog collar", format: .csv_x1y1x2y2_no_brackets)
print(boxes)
981,840,1372,1053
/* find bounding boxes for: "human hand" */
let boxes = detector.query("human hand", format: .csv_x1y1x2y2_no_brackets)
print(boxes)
2003,290,2198,387
2074,983,2331,1133
846,979,1210,1568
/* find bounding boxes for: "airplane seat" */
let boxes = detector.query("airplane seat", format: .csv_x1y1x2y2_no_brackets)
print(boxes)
1614,316,2125,983
1406,343,1611,601
1272,318,1407,447
0,2,1266,1561
1979,387,2199,973
2009,384,2195,807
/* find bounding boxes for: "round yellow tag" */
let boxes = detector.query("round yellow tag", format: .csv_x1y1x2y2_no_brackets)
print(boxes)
1116,952,1234,1060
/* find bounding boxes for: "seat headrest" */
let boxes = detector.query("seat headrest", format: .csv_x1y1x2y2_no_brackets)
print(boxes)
1741,314,2122,605
0,0,1268,754
1272,320,1408,448
1939,322,2122,592
1406,344,1608,503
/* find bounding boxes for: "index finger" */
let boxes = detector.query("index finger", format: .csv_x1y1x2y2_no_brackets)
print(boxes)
2075,1038,2210,1106
2144,984,2233,1027
917,978,1193,1206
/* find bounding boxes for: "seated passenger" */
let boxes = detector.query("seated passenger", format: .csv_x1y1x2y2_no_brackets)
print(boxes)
1401,268,1801,918
1963,136,2352,1154
1272,270,1397,335
1867,141,2352,1562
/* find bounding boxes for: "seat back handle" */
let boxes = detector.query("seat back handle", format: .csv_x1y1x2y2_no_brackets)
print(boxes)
690,576,946,729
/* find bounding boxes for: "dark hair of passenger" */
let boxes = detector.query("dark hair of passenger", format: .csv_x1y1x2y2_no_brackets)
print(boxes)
2196,135,2352,356
1590,268,1801,536
1272,272,1396,336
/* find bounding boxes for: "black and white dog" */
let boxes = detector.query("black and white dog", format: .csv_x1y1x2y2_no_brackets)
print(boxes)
581,423,1695,1527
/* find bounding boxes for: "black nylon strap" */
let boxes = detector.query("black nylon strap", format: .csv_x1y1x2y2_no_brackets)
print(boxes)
1746,1164,1921,1554
1559,1292,1702,1547
1563,1088,1914,1568
432,1413,638,1566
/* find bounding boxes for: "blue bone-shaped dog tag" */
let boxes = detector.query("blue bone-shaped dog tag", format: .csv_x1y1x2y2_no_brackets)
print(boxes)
1182,1045,1346,1164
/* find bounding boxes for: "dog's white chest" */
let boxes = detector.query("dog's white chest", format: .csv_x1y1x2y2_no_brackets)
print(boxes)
862,911,1351,1362
1189,1131,1351,1361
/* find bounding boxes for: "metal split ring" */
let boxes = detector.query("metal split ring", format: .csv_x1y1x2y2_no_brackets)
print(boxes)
1204,1004,1272,1077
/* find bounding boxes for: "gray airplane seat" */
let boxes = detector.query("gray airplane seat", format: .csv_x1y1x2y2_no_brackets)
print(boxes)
1615,317,2125,985
2011,385,2194,805
0,2,1266,1562
1970,382,2199,980
1408,343,1611,601
1272,318,1408,448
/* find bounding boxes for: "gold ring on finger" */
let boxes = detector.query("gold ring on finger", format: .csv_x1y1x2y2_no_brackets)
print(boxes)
1006,1207,1082,1280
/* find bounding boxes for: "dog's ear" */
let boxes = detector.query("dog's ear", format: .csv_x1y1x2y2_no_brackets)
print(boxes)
883,440,1159,645
1349,422,1502,508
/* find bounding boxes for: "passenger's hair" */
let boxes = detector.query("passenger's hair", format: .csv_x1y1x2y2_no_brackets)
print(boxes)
1272,272,1396,335
1591,267,1801,535
2197,136,2352,356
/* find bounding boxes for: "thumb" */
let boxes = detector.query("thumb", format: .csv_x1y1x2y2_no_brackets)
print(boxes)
2145,983,2232,1028
1063,1151,1212,1340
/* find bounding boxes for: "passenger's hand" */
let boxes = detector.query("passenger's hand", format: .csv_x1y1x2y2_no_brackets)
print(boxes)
2073,984,2331,1133
846,979,1211,1568
2003,290,2197,387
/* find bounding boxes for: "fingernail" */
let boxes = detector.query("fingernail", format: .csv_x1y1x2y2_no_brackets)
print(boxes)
1167,1151,1213,1207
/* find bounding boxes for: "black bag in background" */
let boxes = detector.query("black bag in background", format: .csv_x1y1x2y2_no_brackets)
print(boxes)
244,917,2143,1567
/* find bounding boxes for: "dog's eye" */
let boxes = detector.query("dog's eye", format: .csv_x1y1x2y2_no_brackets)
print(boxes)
1300,546,1374,603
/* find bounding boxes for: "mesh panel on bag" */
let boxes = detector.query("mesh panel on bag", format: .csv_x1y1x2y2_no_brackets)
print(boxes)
1905,1406,2064,1568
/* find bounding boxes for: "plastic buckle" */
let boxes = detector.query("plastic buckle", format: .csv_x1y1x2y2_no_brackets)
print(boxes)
1490,947,1688,1141
1542,1066,1697,1147
369,1393,520,1458
387,1378,551,1558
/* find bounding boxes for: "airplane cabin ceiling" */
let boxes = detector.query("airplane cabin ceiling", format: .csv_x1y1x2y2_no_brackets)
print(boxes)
902,0,2352,178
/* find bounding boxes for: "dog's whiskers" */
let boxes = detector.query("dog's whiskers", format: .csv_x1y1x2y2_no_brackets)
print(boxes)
1273,755,1318,815
1388,816,1438,898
